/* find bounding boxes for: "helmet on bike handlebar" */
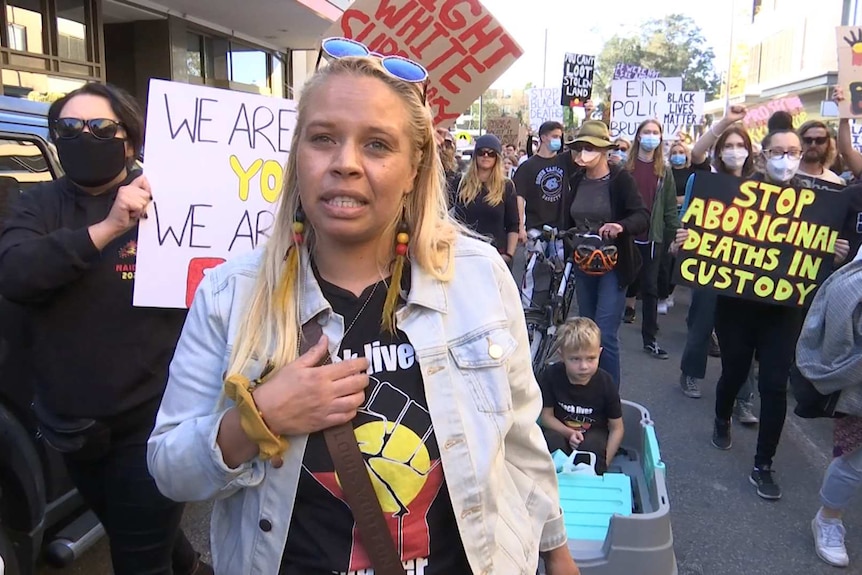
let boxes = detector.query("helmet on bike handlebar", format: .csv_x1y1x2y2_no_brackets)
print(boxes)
571,233,618,276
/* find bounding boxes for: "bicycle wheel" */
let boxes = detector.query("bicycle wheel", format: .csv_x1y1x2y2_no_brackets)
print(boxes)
533,327,556,379
561,270,576,320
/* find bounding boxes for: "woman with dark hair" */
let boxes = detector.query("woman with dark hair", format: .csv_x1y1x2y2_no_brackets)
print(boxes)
0,83,208,574
451,133,519,266
674,127,850,501
623,119,679,359
678,110,760,423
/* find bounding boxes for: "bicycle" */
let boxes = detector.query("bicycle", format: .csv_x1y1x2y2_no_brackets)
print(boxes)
522,225,578,377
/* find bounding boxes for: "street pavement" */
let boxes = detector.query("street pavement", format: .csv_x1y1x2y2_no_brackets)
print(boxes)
40,287,862,574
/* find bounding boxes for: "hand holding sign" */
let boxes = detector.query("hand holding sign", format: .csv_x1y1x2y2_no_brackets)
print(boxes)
253,335,371,436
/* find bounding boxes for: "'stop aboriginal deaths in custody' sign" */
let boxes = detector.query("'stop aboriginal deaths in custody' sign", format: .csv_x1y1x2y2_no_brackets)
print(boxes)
674,173,847,307
328,0,524,126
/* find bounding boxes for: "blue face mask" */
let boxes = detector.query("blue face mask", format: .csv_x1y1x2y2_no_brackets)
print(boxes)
640,134,661,152
548,138,562,152
670,154,686,167
612,150,628,163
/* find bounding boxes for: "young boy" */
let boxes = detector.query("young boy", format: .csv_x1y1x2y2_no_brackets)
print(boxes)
539,317,624,475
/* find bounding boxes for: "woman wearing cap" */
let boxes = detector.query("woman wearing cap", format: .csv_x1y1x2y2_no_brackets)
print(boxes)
558,121,649,388
435,126,461,198
148,42,578,575
451,133,519,268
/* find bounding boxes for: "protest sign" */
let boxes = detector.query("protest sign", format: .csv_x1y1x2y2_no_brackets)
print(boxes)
742,96,807,143
134,79,296,309
527,87,564,132
609,77,682,139
329,0,523,127
612,63,660,80
851,119,862,151
674,172,847,307
658,91,705,139
836,26,862,118
560,53,595,107
485,116,521,146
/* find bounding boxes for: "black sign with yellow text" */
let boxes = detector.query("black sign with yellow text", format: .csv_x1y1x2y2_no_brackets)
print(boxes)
674,172,848,307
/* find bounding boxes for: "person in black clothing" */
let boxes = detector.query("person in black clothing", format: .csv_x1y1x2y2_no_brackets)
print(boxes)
673,128,850,501
539,318,624,475
450,133,519,266
0,83,208,575
435,125,461,200
559,121,649,388
514,120,567,233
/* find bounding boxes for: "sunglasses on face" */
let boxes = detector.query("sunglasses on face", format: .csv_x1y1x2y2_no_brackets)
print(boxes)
476,149,497,158
443,139,454,148
802,136,828,146
53,117,125,140
316,37,429,105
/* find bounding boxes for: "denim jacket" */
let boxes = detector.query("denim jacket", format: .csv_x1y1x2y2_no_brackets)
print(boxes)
147,235,566,575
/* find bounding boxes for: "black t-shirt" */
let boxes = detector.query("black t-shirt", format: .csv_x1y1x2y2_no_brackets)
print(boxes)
540,364,622,436
451,179,519,251
513,154,568,230
281,275,470,575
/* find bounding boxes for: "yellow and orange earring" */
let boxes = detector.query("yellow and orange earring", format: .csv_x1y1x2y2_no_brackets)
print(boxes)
383,218,410,333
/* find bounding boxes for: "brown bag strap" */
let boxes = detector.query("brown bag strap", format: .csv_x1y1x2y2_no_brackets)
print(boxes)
300,320,406,575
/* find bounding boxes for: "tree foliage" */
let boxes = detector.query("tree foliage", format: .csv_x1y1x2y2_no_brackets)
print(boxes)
594,14,721,102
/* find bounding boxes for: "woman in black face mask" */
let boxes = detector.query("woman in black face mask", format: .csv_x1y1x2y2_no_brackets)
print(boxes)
0,83,210,575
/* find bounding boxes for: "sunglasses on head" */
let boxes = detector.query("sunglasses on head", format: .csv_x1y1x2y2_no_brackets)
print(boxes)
53,118,125,140
476,149,497,158
802,136,828,146
316,37,429,105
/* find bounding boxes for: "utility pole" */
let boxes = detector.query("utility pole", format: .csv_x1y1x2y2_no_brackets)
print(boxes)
724,0,736,115
543,28,548,87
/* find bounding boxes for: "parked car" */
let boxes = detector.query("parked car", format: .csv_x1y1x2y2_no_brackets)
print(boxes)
0,95,104,575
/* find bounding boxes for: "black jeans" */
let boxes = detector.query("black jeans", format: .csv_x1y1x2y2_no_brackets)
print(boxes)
713,297,804,468
64,441,198,575
657,251,676,300
627,242,662,345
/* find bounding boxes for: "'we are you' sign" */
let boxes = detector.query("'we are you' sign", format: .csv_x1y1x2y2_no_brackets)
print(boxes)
134,79,296,308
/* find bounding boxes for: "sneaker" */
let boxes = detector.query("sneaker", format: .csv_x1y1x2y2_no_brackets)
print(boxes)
711,418,732,450
749,465,782,500
734,400,759,425
623,306,636,323
812,513,850,567
708,332,721,357
679,373,702,398
666,293,675,308
643,341,669,360
657,300,669,315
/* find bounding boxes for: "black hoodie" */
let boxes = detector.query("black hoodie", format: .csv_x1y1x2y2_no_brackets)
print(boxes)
0,171,186,422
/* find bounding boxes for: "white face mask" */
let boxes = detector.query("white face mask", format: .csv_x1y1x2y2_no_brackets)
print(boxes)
766,156,800,183
721,148,749,169
575,150,601,167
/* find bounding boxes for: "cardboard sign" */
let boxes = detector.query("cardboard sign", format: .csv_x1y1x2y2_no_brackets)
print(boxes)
485,116,520,146
742,96,807,143
674,172,847,307
609,77,682,139
657,91,705,139
329,0,523,127
851,119,862,151
613,63,660,80
134,79,296,308
560,53,595,107
837,26,862,118
527,87,564,132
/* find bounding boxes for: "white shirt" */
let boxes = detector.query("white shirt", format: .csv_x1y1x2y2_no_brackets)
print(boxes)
797,167,846,186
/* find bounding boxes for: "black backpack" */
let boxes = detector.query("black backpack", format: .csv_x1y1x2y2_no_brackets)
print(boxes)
790,363,843,419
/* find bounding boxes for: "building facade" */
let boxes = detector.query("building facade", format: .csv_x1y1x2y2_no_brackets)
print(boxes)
0,0,343,105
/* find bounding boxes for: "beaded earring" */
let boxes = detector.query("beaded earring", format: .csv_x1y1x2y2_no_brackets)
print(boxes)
382,217,410,333
276,206,305,312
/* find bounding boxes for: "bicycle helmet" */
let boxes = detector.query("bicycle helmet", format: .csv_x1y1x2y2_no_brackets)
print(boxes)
572,233,618,276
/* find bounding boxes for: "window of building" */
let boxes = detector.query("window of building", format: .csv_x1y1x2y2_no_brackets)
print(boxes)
7,22,25,50
55,0,88,61
230,42,267,89
5,0,45,54
187,31,203,78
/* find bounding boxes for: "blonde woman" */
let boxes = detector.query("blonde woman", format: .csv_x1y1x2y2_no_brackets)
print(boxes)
147,50,578,575
451,133,519,267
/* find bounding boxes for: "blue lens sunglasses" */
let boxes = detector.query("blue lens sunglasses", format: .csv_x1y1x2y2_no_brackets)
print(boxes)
316,37,429,105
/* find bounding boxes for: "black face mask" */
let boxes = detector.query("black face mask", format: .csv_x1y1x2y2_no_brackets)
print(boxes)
56,132,128,188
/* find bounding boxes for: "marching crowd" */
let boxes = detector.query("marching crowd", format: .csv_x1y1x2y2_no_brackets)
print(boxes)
3,34,862,575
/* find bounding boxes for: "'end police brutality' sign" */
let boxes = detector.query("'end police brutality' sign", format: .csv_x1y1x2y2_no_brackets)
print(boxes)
610,77,682,139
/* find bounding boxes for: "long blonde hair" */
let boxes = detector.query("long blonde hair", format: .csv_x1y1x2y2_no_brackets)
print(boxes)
625,119,666,178
458,151,506,206
226,57,457,376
